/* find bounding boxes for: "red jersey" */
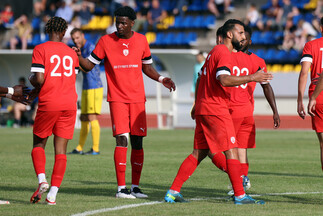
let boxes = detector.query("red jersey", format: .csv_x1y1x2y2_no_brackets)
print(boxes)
195,44,232,116
88,32,152,103
229,51,267,117
301,37,323,104
31,41,79,111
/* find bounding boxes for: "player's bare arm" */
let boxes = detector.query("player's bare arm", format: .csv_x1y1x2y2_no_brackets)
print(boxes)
308,72,323,117
261,83,280,128
191,75,200,120
142,64,176,92
72,47,95,72
297,61,311,119
0,85,29,104
28,72,44,102
218,69,273,87
0,85,27,97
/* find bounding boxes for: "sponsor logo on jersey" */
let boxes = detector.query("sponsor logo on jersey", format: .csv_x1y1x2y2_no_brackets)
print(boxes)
140,127,145,132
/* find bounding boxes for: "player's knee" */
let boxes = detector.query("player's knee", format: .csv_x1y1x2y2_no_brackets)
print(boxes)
116,133,129,147
130,135,143,150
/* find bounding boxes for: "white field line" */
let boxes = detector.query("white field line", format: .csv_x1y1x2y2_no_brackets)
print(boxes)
71,201,163,216
71,191,323,216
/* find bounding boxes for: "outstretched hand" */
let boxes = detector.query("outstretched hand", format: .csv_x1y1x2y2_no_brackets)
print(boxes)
162,77,176,92
72,47,82,56
12,85,30,97
252,69,273,83
11,95,28,105
26,88,40,103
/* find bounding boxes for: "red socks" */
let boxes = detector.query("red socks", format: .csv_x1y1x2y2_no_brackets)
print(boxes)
31,147,46,175
131,149,144,186
211,153,227,172
170,154,199,192
227,159,244,197
114,146,127,186
241,163,249,177
51,154,67,187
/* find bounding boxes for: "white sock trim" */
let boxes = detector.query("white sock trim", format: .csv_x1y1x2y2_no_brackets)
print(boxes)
131,185,139,190
47,186,59,201
169,189,179,194
37,173,47,184
118,186,126,192
236,194,246,199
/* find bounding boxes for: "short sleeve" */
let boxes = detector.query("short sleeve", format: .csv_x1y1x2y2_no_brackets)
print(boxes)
215,49,231,79
88,37,105,65
142,37,153,64
300,42,312,63
259,58,269,84
31,45,45,73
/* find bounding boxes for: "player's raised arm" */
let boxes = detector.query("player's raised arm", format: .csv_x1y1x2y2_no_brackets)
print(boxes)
142,64,176,92
218,68,273,87
72,47,95,72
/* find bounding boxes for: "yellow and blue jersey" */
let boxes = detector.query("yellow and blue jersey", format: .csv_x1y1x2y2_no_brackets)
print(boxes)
82,41,103,90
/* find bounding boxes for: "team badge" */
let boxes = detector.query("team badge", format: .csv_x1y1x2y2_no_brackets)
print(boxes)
123,49,129,56
122,43,129,56
231,136,236,144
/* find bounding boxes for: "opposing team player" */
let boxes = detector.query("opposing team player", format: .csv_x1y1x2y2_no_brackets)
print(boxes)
299,17,323,171
68,28,103,155
73,6,176,199
29,16,79,205
165,19,272,205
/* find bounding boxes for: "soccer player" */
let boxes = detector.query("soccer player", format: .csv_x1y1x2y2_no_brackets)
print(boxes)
72,6,176,199
226,25,280,194
299,17,323,171
68,28,103,155
29,16,79,205
164,19,272,205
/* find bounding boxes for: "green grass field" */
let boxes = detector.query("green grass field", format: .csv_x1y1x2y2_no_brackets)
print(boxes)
1,128,323,216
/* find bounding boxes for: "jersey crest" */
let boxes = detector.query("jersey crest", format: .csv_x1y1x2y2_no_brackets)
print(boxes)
123,49,129,56
123,43,129,56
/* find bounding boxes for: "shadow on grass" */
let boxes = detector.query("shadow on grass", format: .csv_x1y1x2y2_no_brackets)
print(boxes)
263,194,323,205
2,181,322,206
249,171,322,178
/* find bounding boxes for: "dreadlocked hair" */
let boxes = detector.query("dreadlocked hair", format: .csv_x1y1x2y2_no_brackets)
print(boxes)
45,16,68,34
